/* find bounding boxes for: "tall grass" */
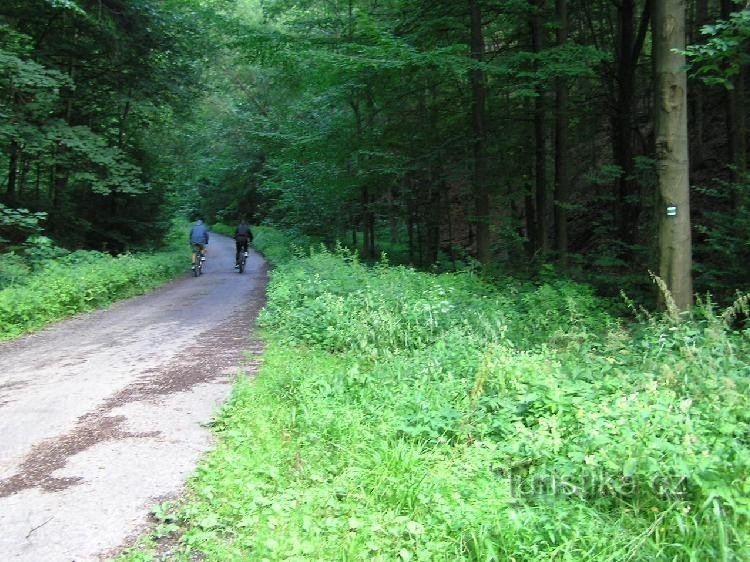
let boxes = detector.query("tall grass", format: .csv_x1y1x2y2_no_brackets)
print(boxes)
119,229,750,561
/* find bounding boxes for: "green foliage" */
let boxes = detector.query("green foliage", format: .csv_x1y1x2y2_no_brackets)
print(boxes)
683,7,750,87
0,219,188,340
692,173,750,301
208,222,233,237
258,245,614,356
0,252,30,288
21,235,69,268
121,234,749,561
0,204,46,248
0,0,218,251
252,225,320,266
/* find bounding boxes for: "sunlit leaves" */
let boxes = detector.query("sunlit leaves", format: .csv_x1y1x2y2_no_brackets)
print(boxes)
0,204,46,248
42,0,86,15
683,7,750,88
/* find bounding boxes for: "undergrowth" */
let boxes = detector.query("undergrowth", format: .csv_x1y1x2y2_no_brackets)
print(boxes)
0,218,189,340
118,228,750,562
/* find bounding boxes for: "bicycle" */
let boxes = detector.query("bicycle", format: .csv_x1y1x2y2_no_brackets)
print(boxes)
191,244,205,276
237,249,248,273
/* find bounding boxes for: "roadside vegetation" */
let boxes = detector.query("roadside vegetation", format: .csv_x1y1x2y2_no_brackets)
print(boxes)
120,228,749,562
0,216,189,340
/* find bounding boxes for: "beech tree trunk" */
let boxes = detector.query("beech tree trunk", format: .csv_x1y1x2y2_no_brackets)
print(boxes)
654,0,693,311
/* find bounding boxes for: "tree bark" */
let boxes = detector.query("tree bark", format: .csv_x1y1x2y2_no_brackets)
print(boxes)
525,187,537,257
654,0,693,311
118,99,131,148
18,150,28,196
721,0,748,188
469,0,491,264
531,0,549,256
612,0,650,246
554,0,569,265
690,0,708,168
362,184,375,259
350,97,375,259
7,139,19,201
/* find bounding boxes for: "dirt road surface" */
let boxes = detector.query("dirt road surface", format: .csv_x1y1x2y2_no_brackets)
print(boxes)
0,234,267,561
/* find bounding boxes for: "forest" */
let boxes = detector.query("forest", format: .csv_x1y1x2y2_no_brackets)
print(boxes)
1,0,748,307
1,0,749,560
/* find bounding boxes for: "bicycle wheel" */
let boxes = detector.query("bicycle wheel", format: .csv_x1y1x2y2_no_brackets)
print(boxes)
238,256,245,273
193,255,199,277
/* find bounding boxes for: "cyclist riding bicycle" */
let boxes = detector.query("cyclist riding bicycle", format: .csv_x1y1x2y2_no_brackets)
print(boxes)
234,219,253,270
189,219,209,270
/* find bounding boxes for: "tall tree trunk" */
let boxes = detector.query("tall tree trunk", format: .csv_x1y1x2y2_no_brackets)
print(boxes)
613,0,636,244
408,193,416,264
34,162,41,200
531,0,549,255
388,188,398,244
654,0,693,311
737,65,747,177
18,151,28,196
721,0,748,190
525,187,537,257
7,139,19,201
424,182,441,265
118,98,131,147
425,85,444,265
554,0,569,266
364,88,377,259
350,97,375,259
362,184,375,259
612,0,651,246
690,0,709,168
469,0,491,264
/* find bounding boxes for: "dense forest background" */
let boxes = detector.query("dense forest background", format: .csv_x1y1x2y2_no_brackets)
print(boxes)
1,0,748,306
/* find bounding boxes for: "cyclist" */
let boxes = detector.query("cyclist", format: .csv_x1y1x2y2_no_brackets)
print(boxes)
189,219,209,270
234,219,253,270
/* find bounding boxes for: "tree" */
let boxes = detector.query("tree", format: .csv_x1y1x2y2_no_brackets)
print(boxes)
470,0,491,264
554,0,569,265
653,0,693,311
611,0,651,248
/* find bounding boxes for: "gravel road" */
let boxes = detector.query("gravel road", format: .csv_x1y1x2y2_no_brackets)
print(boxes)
0,233,267,561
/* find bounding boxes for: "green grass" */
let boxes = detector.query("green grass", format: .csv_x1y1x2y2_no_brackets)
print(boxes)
118,228,750,562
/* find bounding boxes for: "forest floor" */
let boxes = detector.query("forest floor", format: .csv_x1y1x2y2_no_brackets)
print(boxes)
0,234,267,561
